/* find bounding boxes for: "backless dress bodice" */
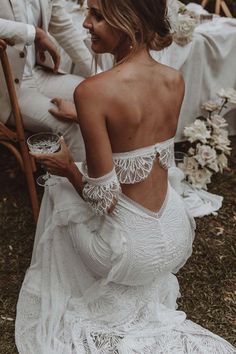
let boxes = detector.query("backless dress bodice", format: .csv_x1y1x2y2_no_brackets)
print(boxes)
72,137,193,286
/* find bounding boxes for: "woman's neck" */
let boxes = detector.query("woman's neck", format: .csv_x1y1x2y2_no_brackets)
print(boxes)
115,46,155,66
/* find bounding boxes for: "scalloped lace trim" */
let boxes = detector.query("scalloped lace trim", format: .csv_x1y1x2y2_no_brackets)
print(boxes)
113,141,174,184
82,167,121,215
83,180,121,215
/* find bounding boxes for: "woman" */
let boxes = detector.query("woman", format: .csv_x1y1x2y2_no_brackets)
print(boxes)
15,0,235,353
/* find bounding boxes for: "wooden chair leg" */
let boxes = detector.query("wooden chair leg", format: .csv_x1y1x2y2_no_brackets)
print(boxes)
220,1,232,17
0,42,39,222
22,147,40,222
202,0,232,17
215,0,221,14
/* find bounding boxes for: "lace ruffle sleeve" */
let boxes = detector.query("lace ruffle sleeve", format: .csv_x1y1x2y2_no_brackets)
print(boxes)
78,163,121,215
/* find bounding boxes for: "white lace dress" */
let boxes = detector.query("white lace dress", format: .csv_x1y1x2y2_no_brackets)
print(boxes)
15,138,235,353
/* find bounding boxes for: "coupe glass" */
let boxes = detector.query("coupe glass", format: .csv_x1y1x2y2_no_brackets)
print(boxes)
27,132,60,187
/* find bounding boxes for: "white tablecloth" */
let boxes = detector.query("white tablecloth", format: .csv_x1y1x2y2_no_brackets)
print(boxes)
152,16,236,141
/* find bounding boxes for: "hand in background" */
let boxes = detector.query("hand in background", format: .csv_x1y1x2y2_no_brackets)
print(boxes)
49,98,78,123
31,137,75,178
35,28,60,73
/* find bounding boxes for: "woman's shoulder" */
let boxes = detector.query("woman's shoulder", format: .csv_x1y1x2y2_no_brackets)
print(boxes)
162,66,185,96
157,62,184,87
74,70,117,102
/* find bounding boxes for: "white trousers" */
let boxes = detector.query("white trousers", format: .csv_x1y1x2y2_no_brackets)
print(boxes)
8,67,85,161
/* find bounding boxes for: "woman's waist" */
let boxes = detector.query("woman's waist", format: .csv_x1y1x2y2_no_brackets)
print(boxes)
121,170,168,213
114,181,171,221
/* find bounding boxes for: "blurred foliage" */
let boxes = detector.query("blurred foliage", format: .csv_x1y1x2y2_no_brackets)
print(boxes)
182,0,236,18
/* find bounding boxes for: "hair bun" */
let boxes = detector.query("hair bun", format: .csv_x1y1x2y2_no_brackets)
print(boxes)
149,32,173,51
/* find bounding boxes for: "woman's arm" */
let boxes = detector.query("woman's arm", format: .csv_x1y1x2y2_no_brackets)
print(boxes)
74,78,114,178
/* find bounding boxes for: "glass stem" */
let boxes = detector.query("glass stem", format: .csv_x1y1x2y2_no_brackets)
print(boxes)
45,171,51,180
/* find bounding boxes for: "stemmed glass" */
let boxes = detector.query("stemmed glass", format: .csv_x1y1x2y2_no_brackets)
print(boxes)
27,132,60,187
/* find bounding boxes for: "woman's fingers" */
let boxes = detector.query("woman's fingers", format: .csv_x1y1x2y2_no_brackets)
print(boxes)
48,108,63,119
51,97,61,106
49,99,66,120
49,99,78,123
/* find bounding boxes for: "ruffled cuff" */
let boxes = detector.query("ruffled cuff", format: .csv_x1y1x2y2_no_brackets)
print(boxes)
78,163,121,215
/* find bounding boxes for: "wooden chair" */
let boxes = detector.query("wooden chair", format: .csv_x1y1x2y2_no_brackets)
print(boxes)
0,39,39,222
201,0,232,17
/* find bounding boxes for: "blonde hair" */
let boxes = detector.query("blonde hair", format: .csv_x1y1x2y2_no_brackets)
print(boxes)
98,0,172,59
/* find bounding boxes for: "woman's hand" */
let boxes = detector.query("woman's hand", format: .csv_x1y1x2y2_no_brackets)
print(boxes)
31,137,75,178
49,98,78,123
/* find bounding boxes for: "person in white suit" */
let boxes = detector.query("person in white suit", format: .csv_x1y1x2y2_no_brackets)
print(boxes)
0,0,95,160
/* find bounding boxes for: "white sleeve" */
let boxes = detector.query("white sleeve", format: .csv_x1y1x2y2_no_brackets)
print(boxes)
78,163,121,215
0,19,31,46
25,24,36,46
48,0,96,77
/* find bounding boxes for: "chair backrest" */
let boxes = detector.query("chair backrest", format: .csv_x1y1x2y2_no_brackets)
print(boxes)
0,39,39,222
201,0,232,17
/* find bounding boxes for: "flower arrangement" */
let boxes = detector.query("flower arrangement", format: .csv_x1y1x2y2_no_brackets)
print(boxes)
179,88,236,189
172,4,197,46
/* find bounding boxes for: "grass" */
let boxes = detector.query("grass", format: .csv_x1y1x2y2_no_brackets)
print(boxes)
0,137,235,353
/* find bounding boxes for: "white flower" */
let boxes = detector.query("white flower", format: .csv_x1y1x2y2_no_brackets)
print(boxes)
173,15,196,45
183,89,232,189
178,155,199,173
217,88,236,104
177,15,196,36
212,127,228,138
188,147,195,156
202,101,221,112
184,119,211,143
187,168,212,190
195,144,217,167
208,161,219,173
217,153,228,173
211,132,231,154
207,114,228,129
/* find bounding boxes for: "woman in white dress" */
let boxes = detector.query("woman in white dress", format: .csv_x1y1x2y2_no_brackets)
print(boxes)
15,0,235,353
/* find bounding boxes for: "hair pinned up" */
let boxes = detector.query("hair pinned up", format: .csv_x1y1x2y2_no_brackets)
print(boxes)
98,0,172,58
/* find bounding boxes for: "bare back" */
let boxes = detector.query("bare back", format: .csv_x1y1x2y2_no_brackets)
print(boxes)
105,61,184,152
76,51,185,213
101,55,184,212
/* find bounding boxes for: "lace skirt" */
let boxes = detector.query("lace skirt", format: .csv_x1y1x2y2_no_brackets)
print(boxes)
15,177,235,354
